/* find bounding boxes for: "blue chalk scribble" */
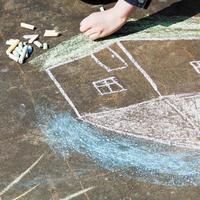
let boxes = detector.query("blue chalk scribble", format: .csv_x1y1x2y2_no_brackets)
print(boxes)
37,109,200,187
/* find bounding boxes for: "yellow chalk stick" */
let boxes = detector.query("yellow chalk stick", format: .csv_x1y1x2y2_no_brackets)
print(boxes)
6,39,20,55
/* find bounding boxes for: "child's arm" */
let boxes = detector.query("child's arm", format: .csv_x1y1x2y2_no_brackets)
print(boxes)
80,0,135,40
80,0,151,40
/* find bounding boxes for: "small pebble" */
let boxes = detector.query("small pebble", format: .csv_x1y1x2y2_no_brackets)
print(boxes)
0,68,9,73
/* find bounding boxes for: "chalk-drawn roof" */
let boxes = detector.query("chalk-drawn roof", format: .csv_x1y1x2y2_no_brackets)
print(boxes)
30,16,200,70
82,93,200,150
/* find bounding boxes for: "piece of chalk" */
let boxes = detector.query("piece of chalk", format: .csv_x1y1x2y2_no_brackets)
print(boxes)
100,7,105,12
15,46,23,55
23,34,37,39
8,53,19,62
6,39,18,46
6,39,20,55
20,22,35,30
44,30,60,37
12,50,20,58
33,40,43,48
18,42,23,49
28,34,39,44
43,43,48,50
27,45,33,54
17,45,23,52
18,45,28,64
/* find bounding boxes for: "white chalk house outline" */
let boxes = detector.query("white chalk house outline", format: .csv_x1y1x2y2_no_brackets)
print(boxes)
91,47,128,72
46,69,82,118
93,76,127,96
190,61,200,74
45,41,200,150
45,42,157,118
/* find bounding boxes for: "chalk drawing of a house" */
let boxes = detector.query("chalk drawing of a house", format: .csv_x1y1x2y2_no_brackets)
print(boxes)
31,16,200,150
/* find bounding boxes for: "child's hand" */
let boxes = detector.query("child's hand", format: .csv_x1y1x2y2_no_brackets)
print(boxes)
80,0,135,40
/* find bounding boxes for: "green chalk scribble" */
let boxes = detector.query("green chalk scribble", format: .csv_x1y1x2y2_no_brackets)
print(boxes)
30,16,200,70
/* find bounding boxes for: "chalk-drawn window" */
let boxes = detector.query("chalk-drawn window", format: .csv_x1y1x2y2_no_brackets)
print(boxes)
190,61,200,74
91,47,128,72
93,77,127,96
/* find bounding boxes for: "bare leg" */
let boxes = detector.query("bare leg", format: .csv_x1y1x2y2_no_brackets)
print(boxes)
80,0,136,40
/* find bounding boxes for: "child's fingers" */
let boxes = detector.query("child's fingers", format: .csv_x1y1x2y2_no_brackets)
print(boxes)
80,12,98,32
80,17,93,32
89,32,101,40
80,18,87,27
80,24,91,33
80,18,91,32
83,28,99,37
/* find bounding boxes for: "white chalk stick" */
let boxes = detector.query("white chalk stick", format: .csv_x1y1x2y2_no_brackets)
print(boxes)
6,39,18,46
19,45,28,64
17,44,23,52
23,34,37,39
44,30,60,37
28,35,39,44
100,7,105,12
8,53,19,62
42,43,48,50
18,42,23,49
6,39,20,55
12,50,20,58
33,40,43,48
15,46,23,55
23,35,31,39
20,22,35,30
